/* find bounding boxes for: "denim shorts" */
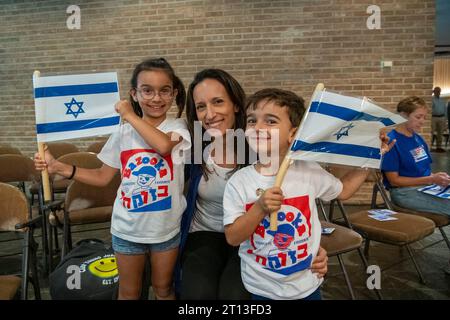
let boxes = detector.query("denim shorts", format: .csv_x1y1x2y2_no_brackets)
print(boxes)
112,232,180,255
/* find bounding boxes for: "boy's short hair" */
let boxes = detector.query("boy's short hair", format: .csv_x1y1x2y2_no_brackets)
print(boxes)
245,88,305,127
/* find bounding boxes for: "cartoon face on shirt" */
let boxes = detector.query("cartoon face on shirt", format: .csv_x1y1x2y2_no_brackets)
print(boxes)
132,166,157,188
268,223,295,250
138,174,154,187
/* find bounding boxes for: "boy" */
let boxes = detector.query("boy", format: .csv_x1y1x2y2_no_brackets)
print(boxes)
223,88,378,300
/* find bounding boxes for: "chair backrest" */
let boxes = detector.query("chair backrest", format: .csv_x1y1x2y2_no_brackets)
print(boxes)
371,170,394,210
0,183,29,232
57,151,102,168
86,139,107,154
0,154,39,183
57,152,120,211
65,173,121,212
53,152,102,182
0,146,22,155
47,142,79,160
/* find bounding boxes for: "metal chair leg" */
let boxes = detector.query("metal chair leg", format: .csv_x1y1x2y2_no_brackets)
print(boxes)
37,186,49,276
364,239,371,258
62,211,73,258
68,224,73,251
329,200,335,221
336,254,356,300
406,244,426,284
439,227,450,251
54,225,60,251
371,184,379,209
48,219,54,274
30,234,41,300
20,232,30,300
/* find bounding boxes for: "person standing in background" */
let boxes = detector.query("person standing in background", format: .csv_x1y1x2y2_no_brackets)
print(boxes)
431,87,447,153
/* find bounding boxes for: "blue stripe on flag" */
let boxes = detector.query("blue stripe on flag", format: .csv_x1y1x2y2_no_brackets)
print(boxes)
310,101,395,126
437,185,450,196
291,140,381,160
34,82,118,98
36,116,120,134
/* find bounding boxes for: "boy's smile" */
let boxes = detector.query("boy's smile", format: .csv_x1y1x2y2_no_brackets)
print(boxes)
245,99,297,159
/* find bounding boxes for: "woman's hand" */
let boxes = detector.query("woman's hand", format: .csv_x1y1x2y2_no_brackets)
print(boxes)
34,145,57,174
380,130,396,155
431,172,450,187
311,246,328,278
115,100,136,122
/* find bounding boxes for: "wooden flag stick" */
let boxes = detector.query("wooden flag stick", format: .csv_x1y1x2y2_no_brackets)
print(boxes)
33,70,52,202
269,83,325,231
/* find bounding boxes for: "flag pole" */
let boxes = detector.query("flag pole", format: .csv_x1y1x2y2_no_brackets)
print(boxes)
269,83,325,231
33,70,52,202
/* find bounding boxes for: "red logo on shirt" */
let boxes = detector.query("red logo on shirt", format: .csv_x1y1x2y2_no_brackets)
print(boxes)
245,195,313,276
119,149,173,212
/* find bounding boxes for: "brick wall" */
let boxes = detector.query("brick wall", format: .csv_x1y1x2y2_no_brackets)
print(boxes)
0,0,435,204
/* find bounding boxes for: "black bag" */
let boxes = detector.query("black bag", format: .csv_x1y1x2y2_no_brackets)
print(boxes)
49,239,119,300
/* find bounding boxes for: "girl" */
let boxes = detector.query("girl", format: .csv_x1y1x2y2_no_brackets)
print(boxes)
35,58,191,300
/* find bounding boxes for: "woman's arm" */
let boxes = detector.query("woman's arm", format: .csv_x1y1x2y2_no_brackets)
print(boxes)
311,246,328,278
384,171,450,188
115,100,182,156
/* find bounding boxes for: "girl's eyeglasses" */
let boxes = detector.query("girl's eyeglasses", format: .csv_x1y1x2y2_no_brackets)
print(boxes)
134,87,173,100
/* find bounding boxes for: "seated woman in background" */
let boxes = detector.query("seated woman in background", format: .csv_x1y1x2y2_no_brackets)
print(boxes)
381,96,450,217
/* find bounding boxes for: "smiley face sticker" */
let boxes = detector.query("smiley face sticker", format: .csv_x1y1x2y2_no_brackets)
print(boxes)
87,256,118,279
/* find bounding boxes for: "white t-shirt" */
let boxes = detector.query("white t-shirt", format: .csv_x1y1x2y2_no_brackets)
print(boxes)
223,161,343,300
98,118,191,243
190,155,234,233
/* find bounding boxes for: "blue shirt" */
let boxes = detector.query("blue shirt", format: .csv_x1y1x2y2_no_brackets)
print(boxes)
381,130,432,189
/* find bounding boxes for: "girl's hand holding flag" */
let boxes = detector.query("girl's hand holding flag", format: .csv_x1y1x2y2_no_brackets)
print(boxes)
115,99,136,123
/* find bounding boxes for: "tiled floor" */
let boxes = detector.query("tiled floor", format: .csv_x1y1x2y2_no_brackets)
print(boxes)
1,148,449,300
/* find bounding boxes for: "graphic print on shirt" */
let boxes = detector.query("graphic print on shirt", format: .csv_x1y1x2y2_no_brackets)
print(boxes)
245,195,312,276
410,145,428,163
119,149,173,213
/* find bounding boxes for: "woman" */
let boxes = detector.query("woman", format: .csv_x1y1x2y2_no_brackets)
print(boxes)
176,69,328,299
381,96,450,216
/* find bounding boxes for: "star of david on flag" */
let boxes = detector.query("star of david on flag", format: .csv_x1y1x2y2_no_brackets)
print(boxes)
334,123,355,140
289,87,406,168
33,72,120,142
65,98,85,118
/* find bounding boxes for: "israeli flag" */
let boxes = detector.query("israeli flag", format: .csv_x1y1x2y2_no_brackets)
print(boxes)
33,72,120,142
289,89,406,168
